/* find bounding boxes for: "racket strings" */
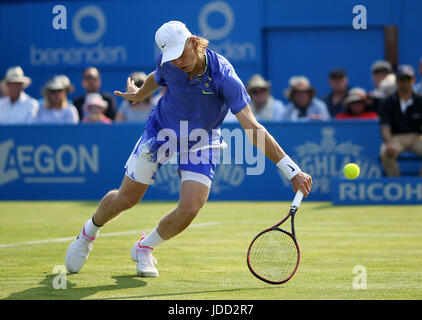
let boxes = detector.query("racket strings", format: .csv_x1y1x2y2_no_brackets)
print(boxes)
248,229,298,283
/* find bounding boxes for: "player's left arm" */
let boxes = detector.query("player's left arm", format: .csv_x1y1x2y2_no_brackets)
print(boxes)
235,105,312,197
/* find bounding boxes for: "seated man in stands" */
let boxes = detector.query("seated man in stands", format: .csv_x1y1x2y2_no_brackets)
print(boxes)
73,67,117,121
368,60,393,113
379,65,422,176
323,68,349,118
224,74,284,122
0,66,38,124
280,76,330,121
246,74,285,121
335,88,378,120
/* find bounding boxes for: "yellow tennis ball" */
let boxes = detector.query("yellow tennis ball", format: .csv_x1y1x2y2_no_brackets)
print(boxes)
344,163,360,179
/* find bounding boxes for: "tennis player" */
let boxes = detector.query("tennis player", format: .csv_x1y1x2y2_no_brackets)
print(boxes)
65,21,312,277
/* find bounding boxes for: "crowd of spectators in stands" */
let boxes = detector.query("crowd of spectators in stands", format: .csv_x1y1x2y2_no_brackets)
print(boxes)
0,65,168,125
1,58,421,176
1,58,421,125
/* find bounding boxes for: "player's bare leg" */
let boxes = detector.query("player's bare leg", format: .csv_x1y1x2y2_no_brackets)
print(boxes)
93,175,149,226
65,175,149,273
157,180,210,239
131,179,210,277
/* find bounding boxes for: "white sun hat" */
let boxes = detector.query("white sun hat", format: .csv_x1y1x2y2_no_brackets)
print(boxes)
83,93,107,111
4,66,32,87
155,21,192,66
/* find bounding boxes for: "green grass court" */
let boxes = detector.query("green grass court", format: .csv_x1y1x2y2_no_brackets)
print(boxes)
0,201,421,300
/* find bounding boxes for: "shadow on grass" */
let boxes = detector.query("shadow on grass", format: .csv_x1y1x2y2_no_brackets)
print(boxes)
99,285,282,300
3,274,147,300
312,203,333,210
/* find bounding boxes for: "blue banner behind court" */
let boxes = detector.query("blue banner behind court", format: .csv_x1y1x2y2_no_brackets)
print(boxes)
0,121,390,202
332,178,422,205
0,0,262,100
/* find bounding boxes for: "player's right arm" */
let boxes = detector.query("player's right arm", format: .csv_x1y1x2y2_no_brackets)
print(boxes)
236,105,312,197
219,67,312,196
114,71,161,104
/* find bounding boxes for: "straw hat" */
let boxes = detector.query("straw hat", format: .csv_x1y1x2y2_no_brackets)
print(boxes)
247,74,271,91
284,76,316,100
55,75,74,93
4,66,32,88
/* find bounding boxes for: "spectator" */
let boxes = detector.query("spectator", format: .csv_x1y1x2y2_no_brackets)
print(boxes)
323,68,349,117
413,57,422,95
115,72,155,123
35,75,79,124
335,88,378,120
379,65,422,177
224,74,284,123
73,67,117,120
368,60,393,113
37,75,74,108
246,74,284,121
0,66,38,124
280,76,330,121
82,93,112,124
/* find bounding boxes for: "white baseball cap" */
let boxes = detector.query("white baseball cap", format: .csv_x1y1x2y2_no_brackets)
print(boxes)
155,21,192,66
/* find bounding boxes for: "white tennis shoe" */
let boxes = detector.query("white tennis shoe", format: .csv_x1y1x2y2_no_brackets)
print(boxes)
65,226,96,273
131,233,159,277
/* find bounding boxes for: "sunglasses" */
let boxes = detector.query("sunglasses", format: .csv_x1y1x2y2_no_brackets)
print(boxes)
373,70,389,75
48,89,64,94
83,76,99,81
250,88,268,95
397,75,413,81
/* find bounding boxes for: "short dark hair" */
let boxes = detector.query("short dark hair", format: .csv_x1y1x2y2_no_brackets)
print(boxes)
329,68,347,79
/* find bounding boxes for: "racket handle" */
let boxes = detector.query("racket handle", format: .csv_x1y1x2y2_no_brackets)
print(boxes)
291,190,304,209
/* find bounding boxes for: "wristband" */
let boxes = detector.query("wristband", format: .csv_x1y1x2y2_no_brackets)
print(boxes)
276,155,301,180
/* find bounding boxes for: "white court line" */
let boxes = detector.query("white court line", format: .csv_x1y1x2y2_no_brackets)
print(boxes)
0,221,220,248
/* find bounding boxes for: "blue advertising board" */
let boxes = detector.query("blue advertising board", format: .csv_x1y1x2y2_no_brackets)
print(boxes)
332,178,422,205
0,0,262,101
0,120,391,202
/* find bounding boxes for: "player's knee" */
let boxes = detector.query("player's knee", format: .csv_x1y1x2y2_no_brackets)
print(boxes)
116,193,140,211
177,203,203,220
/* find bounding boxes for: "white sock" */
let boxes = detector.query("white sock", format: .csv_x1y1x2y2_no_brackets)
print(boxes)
83,218,101,239
139,227,165,249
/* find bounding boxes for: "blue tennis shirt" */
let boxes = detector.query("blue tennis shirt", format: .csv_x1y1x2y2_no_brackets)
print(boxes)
144,48,250,151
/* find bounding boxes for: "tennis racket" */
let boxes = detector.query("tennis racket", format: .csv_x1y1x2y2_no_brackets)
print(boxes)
247,190,304,285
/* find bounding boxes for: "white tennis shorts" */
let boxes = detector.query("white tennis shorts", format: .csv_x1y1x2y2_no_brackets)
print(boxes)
124,133,215,189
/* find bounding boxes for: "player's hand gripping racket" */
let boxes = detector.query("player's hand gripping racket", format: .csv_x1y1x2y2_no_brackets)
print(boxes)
247,190,304,284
